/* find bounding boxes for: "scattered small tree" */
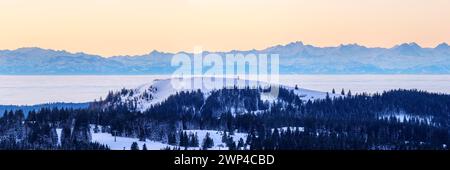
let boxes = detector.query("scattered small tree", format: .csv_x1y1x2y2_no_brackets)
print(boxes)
221,130,228,143
168,133,177,145
202,133,214,150
191,133,199,147
228,141,237,150
142,144,147,150
237,138,245,150
131,142,139,150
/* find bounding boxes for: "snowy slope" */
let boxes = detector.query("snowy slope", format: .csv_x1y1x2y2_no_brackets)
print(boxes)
56,128,62,146
90,126,247,150
91,130,169,150
271,127,305,133
183,130,247,150
107,76,341,112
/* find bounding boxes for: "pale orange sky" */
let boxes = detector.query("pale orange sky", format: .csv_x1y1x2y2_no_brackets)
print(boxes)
0,0,449,56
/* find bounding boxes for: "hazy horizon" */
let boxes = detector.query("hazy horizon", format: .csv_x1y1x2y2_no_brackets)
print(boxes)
2,75,450,105
1,41,448,57
1,0,449,56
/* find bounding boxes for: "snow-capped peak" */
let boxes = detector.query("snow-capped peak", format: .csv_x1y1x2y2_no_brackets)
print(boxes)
338,43,366,49
285,41,304,47
393,42,422,50
435,43,449,50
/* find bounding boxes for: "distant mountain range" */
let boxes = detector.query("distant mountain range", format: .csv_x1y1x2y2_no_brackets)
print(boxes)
1,42,450,74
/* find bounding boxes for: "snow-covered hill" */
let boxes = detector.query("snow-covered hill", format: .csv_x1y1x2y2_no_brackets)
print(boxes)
102,77,341,112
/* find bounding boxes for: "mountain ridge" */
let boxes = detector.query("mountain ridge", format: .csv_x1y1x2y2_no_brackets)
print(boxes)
1,41,450,74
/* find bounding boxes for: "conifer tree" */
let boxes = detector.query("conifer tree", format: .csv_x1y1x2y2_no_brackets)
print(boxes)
131,142,139,150
142,144,147,150
237,138,245,150
202,133,214,150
